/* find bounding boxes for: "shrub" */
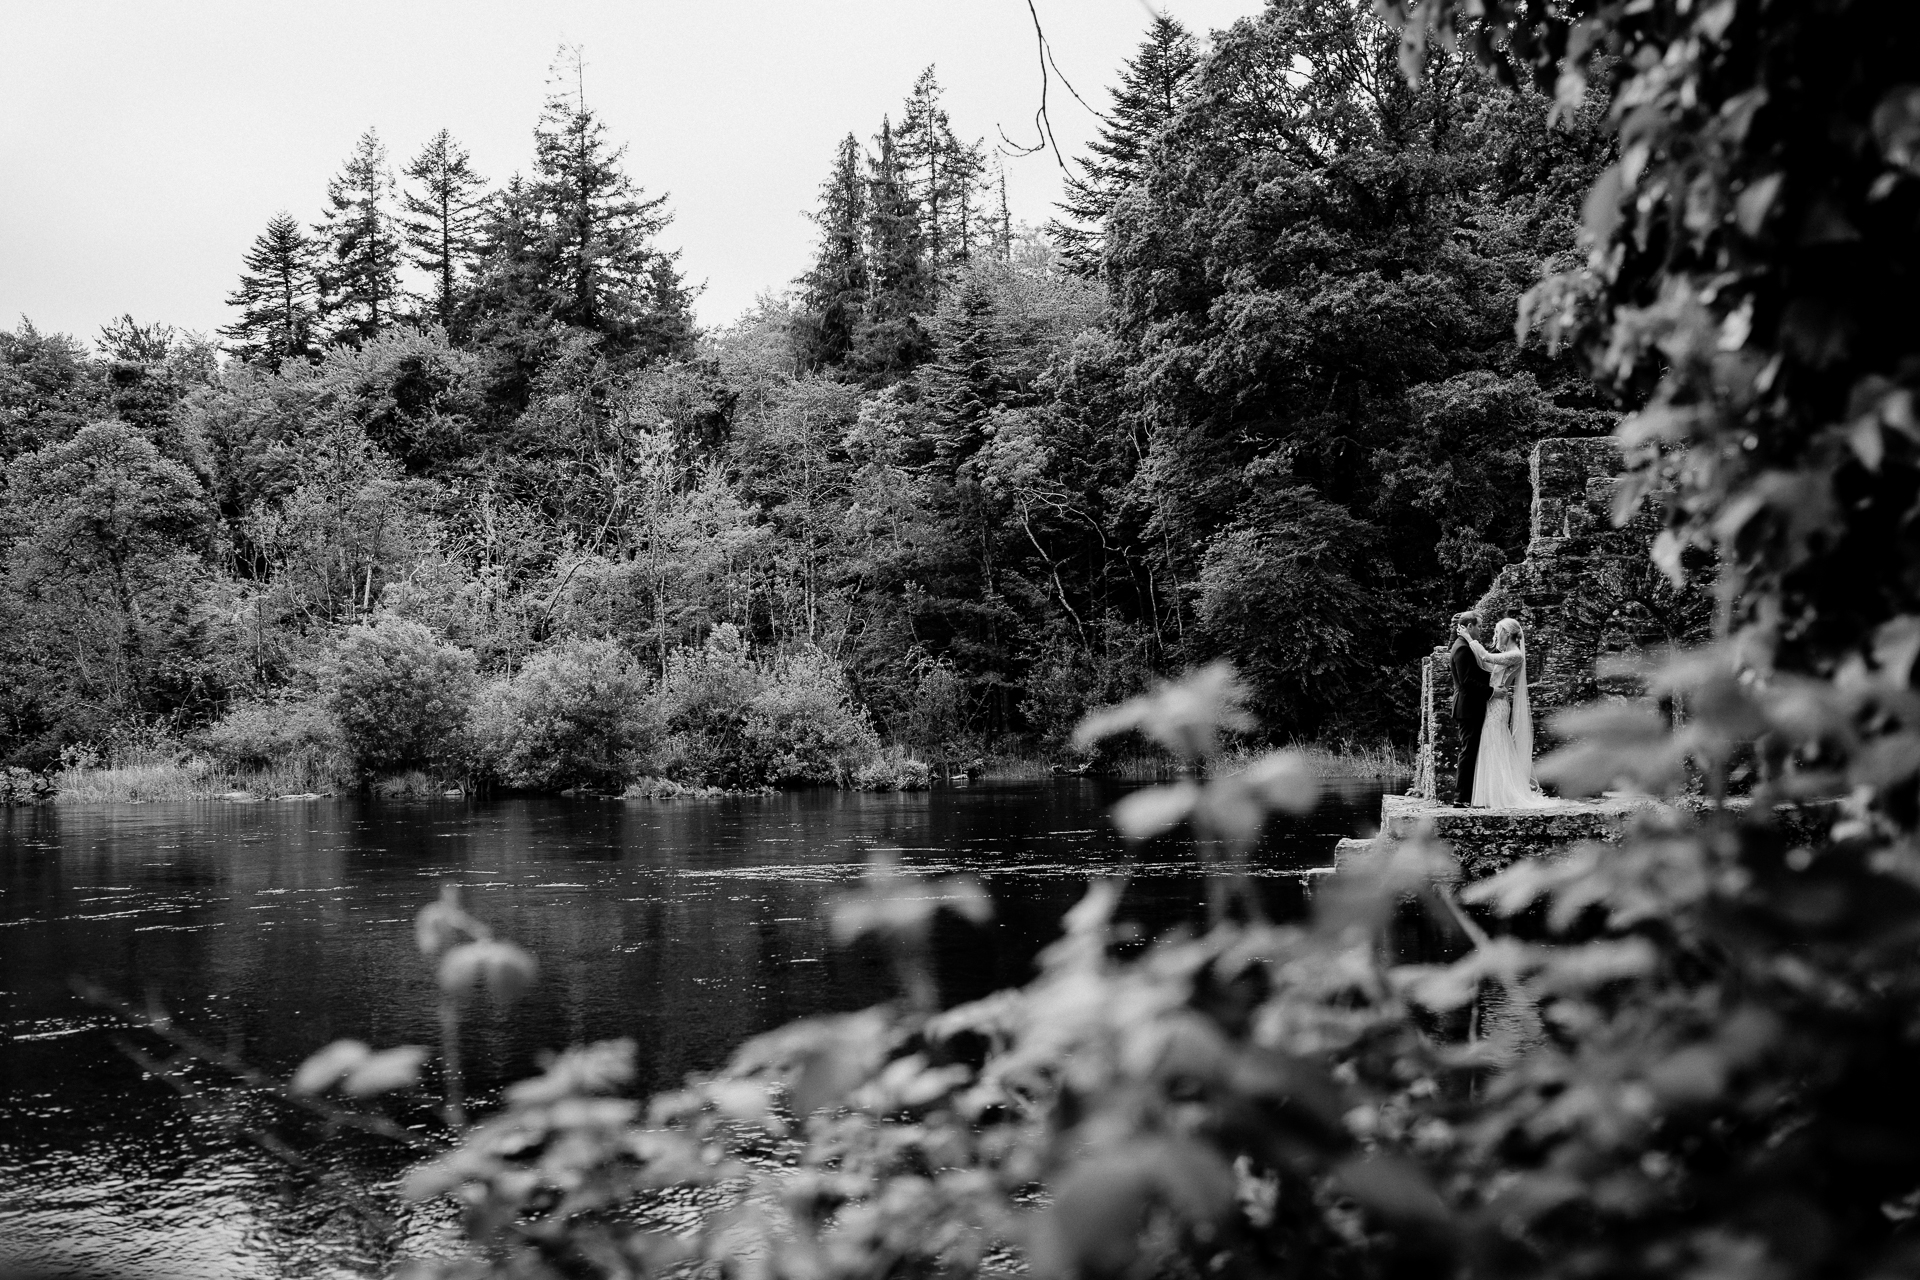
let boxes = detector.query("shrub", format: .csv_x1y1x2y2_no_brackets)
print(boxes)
468,638,652,792
202,699,343,773
0,765,55,804
853,747,933,791
651,626,880,789
326,619,477,775
741,649,882,787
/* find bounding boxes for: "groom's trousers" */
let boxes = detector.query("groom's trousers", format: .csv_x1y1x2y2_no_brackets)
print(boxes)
1455,708,1485,805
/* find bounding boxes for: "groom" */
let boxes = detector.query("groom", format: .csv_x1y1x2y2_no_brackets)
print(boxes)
1450,611,1491,806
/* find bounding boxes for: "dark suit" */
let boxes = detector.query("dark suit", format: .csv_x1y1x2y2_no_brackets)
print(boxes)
1451,637,1491,805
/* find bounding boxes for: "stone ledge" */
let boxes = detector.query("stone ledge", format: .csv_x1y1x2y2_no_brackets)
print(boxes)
1337,793,1837,880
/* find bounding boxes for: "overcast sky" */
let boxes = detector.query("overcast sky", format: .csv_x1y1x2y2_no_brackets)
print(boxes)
0,1,1264,349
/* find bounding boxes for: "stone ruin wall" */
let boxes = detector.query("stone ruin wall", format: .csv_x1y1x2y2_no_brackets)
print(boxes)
1410,437,1714,803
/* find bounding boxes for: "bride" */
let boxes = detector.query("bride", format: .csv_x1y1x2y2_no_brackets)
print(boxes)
1457,617,1550,808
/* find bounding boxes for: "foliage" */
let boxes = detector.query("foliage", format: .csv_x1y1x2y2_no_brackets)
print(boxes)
0,21,1630,769
0,765,55,804
220,4,1920,1280
222,212,321,369
326,618,478,776
468,636,652,791
650,624,881,789
200,697,346,782
316,129,404,345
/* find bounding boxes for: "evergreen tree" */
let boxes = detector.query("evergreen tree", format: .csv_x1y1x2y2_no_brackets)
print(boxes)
896,68,987,291
529,47,688,355
991,164,1013,262
852,118,931,380
923,272,1005,460
316,130,403,345
221,212,320,369
400,129,489,331
793,134,870,370
1051,15,1200,274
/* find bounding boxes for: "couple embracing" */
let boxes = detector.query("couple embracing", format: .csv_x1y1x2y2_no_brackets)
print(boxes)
1449,610,1550,809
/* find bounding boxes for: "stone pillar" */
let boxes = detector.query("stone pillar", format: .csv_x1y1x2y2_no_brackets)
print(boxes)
1408,436,1705,801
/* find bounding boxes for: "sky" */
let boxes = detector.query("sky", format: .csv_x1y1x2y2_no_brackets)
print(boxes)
0,0,1266,348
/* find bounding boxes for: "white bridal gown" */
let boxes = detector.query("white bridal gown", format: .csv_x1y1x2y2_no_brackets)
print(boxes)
1468,639,1550,808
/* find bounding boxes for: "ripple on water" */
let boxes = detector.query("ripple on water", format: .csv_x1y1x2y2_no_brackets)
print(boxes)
0,783,1378,1278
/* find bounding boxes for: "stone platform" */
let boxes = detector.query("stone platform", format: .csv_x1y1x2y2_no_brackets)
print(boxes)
1335,794,1656,878
1336,793,1836,880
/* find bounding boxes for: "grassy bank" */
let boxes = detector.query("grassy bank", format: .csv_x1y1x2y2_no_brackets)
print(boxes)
50,758,347,804
979,738,1411,784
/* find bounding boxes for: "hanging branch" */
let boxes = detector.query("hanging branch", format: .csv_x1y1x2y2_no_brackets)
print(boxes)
1004,0,1107,171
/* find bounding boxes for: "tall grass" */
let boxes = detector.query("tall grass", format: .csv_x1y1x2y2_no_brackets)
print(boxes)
52,760,235,803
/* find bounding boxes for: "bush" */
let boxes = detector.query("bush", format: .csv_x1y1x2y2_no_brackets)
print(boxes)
741,648,882,787
326,619,477,775
0,765,55,804
651,625,880,789
202,699,344,772
853,747,933,791
469,638,652,792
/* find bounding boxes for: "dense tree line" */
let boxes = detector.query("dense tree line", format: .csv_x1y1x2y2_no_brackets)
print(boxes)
0,10,1611,781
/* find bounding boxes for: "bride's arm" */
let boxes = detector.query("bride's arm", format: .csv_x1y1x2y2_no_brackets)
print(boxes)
1463,634,1523,671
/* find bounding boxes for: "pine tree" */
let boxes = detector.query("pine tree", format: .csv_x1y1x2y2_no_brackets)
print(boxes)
923,272,1004,460
221,212,320,368
529,47,684,352
400,129,489,331
1051,15,1200,274
896,68,988,292
853,118,932,380
793,134,871,370
316,129,402,344
992,163,1013,262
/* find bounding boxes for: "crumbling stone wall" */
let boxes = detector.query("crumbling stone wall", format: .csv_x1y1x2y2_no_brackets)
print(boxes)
1410,437,1714,802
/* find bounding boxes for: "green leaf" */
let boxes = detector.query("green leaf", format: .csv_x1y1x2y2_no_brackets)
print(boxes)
1330,1151,1453,1231
1736,173,1784,237
342,1044,429,1097
291,1038,370,1095
1111,781,1199,841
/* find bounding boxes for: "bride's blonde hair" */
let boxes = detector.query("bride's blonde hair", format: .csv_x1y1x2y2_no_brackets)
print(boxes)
1493,617,1523,648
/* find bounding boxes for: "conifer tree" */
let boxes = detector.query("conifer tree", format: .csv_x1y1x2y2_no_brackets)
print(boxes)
1051,15,1200,273
853,118,931,379
221,212,320,368
400,129,489,331
793,134,871,370
529,47,687,355
923,272,1004,459
316,129,403,344
991,163,1013,262
896,68,987,292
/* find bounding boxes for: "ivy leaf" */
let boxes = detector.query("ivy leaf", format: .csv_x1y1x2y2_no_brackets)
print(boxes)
1111,781,1199,842
1872,85,1920,172
290,1039,370,1095
439,938,537,1002
1736,173,1784,237
1330,1151,1453,1232
341,1044,429,1098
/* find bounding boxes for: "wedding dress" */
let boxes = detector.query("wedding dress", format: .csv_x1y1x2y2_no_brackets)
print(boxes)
1467,635,1550,808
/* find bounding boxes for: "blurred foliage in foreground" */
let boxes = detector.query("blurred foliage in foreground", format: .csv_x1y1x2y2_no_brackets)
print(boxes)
264,0,1920,1277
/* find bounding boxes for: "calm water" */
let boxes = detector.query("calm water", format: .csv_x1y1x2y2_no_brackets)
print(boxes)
0,781,1381,1280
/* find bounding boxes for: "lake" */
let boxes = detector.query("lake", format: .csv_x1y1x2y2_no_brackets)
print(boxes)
0,780,1383,1279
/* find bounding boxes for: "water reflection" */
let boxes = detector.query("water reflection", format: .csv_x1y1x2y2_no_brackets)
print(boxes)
0,781,1380,1279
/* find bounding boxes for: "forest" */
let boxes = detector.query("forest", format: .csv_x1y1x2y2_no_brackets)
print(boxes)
0,3,1612,794
16,0,1920,1277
